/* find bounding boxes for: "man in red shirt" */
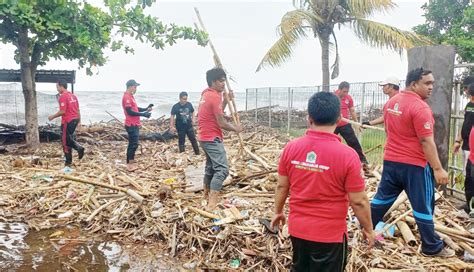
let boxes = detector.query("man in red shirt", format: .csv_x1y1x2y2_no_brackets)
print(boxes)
334,81,368,168
198,68,242,209
48,79,85,166
122,79,152,172
271,92,374,271
371,68,454,257
363,76,400,126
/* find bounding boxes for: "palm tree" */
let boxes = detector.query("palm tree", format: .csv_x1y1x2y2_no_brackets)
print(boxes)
256,0,431,91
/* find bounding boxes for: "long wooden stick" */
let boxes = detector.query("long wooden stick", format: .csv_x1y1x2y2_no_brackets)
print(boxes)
341,117,385,132
194,8,270,169
58,174,144,203
105,110,153,133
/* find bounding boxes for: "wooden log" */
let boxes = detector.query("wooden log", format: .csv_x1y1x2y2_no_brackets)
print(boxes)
188,206,221,219
405,216,472,238
86,196,126,222
58,174,144,203
384,192,408,218
436,231,462,253
459,241,474,256
396,221,416,246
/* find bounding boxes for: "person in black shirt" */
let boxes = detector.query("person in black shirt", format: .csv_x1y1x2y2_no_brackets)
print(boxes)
170,92,200,155
453,76,474,166
453,76,474,213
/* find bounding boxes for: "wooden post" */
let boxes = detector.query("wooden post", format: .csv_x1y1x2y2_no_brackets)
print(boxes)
407,45,455,171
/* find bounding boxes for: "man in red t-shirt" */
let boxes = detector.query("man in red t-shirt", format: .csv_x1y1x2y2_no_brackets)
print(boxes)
363,76,400,126
334,81,368,168
121,79,153,172
48,79,84,166
371,68,454,258
465,83,474,215
198,68,243,209
271,92,374,271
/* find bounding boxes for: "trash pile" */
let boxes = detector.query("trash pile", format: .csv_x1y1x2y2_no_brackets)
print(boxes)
0,118,473,270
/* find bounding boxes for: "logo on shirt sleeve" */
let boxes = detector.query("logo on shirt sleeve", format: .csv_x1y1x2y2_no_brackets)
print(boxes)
60,102,65,107
424,122,432,130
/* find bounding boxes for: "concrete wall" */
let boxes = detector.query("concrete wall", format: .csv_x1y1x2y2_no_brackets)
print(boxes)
407,45,456,169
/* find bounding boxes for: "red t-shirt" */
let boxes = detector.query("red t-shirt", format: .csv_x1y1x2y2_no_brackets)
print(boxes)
58,91,79,124
334,90,354,127
278,130,365,243
383,91,434,167
122,92,141,126
197,88,224,141
469,127,474,162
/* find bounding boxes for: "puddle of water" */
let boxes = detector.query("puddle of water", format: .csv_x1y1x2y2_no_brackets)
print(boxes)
0,222,172,271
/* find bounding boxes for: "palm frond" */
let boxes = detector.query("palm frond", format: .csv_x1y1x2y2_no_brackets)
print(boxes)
346,0,396,18
350,18,432,54
256,10,317,72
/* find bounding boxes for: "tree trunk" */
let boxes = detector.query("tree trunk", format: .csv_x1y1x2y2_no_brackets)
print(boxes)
18,28,40,150
319,30,331,92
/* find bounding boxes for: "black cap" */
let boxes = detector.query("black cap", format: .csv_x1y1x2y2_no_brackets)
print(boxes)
126,79,140,88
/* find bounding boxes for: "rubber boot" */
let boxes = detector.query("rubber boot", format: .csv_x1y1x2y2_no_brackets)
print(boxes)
179,145,185,153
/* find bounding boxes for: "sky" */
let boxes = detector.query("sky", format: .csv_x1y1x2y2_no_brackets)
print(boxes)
0,0,428,92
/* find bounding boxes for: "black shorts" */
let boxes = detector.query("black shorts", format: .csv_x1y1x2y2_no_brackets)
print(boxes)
290,235,347,272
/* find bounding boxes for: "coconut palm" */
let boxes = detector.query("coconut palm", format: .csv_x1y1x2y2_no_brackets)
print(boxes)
256,0,431,91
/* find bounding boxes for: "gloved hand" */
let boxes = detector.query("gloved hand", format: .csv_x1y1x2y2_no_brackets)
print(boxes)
142,112,151,118
362,121,370,126
146,104,154,112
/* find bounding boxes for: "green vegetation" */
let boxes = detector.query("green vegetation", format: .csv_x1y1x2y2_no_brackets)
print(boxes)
257,0,430,91
0,0,207,148
414,0,473,66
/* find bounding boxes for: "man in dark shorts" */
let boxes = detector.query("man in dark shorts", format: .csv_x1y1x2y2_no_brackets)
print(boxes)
170,91,199,155
271,92,374,271
48,79,84,166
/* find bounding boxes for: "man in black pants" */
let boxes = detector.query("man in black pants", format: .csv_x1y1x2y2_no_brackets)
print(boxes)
121,79,152,172
334,81,368,170
48,79,85,166
170,91,200,155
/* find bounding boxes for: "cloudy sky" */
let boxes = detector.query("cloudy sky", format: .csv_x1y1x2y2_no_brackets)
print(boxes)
0,0,427,92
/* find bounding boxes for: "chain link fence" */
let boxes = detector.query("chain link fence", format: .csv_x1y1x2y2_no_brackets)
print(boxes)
0,83,58,126
245,81,400,163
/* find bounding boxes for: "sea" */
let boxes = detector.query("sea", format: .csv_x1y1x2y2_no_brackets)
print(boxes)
0,83,250,126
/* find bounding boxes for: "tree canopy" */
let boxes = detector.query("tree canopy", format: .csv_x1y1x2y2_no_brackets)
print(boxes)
413,0,473,64
0,0,208,148
257,0,430,91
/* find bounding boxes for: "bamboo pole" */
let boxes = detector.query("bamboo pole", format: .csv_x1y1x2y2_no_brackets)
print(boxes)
58,174,144,203
341,117,385,132
194,8,270,169
396,221,416,246
105,110,153,133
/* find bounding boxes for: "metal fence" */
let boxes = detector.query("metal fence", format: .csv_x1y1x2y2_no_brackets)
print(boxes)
245,81,398,163
0,83,58,126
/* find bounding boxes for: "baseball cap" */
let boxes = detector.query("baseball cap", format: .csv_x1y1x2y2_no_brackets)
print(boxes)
126,79,140,88
379,77,400,86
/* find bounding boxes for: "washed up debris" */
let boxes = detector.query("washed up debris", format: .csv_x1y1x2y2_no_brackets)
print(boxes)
0,117,472,270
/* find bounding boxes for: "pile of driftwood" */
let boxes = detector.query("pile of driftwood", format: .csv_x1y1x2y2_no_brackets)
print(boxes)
0,118,473,270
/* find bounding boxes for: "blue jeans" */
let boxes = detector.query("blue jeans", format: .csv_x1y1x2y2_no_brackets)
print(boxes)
371,160,443,254
200,138,229,191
